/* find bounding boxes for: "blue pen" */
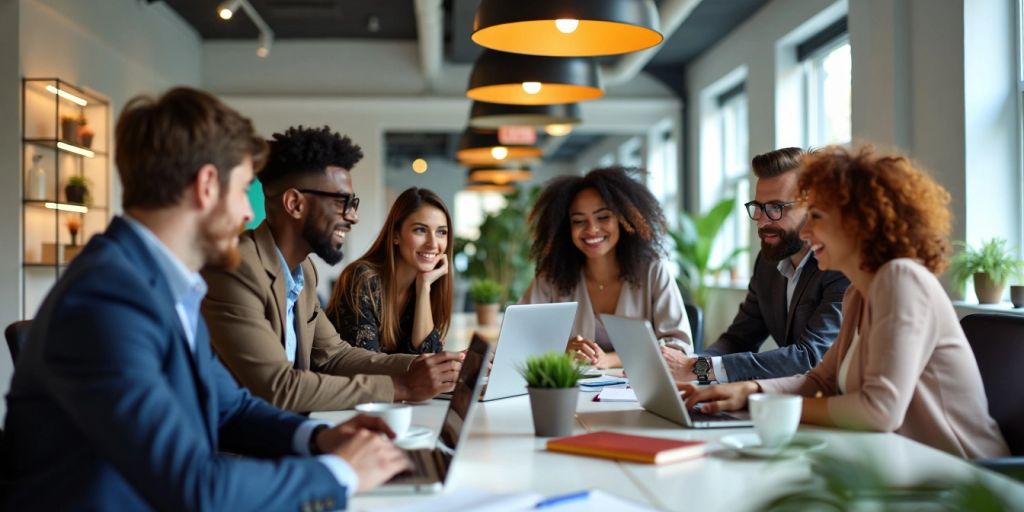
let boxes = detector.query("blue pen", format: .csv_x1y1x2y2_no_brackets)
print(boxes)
535,490,590,509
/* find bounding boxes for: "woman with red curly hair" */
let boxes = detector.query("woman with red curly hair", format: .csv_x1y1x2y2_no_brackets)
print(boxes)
680,146,1008,458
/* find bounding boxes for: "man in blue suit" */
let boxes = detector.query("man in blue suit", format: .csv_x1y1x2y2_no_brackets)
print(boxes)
2,87,410,510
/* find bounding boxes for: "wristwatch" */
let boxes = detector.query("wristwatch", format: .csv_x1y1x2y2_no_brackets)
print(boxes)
308,424,328,455
693,356,711,385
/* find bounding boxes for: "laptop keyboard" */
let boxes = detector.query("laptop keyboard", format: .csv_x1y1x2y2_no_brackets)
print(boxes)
690,408,741,422
391,449,435,482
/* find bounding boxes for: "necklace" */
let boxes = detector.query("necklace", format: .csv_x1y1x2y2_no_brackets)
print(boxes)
586,273,616,291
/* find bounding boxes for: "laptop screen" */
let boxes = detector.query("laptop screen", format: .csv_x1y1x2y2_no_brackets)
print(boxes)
437,333,490,458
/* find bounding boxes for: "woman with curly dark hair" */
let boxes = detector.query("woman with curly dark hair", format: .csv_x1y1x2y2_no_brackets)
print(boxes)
680,146,1008,458
520,166,692,369
326,187,453,354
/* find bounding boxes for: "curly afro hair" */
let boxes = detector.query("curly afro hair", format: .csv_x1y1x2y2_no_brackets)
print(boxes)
798,145,952,274
529,166,667,295
257,125,363,187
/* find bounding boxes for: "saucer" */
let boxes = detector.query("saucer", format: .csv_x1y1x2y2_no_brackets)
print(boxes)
720,433,827,458
394,425,433,448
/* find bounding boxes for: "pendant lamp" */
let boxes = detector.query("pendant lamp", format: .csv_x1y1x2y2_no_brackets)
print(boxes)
472,0,662,57
467,167,533,185
465,182,517,194
456,129,542,165
467,50,603,105
469,101,581,130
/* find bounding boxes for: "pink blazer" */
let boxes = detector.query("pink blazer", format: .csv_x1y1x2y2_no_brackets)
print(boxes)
759,258,1009,458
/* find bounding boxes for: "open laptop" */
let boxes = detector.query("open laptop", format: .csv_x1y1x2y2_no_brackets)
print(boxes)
601,314,753,429
441,302,578,402
369,334,493,494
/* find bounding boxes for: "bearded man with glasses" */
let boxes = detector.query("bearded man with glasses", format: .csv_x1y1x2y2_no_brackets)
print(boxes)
665,147,849,384
201,126,463,413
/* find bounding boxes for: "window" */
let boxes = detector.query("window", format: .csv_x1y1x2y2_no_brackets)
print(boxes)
648,126,680,229
799,19,851,147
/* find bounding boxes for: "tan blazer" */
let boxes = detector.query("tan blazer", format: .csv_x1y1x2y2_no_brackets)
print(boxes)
759,258,1009,458
201,222,416,412
520,260,693,354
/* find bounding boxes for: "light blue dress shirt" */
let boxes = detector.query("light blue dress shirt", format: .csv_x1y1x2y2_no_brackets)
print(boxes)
276,248,305,364
122,216,358,496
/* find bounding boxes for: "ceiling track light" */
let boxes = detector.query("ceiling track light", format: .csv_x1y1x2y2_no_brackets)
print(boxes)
469,101,581,130
472,0,663,57
216,0,275,58
467,50,603,105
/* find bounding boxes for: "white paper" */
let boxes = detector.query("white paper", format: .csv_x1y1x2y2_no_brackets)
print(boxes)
596,388,638,402
376,489,656,512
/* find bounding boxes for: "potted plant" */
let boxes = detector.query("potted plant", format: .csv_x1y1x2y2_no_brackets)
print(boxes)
60,114,82,145
949,238,1024,304
64,175,90,205
519,351,586,437
668,197,747,307
78,116,94,149
469,278,502,326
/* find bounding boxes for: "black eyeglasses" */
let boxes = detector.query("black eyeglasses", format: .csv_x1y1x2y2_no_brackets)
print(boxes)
297,189,360,215
744,200,797,221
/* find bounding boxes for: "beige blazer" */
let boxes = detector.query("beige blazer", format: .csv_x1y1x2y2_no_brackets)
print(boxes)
759,258,1009,458
201,222,416,413
520,259,693,354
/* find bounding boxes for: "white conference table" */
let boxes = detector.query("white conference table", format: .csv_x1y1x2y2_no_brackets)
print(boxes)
313,389,1024,511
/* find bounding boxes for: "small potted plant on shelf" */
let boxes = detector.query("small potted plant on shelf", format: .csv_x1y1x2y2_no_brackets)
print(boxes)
64,175,90,205
60,114,81,145
77,116,94,149
469,278,502,326
949,238,1024,304
519,351,586,437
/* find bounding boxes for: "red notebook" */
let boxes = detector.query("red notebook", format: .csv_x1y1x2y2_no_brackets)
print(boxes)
546,431,705,464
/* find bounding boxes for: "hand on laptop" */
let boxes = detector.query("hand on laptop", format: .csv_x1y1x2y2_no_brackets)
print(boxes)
314,415,397,455
566,335,620,369
393,351,464,402
332,427,412,492
677,381,761,414
662,348,709,384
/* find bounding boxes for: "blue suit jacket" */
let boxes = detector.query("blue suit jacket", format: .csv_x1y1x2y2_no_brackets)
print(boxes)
3,217,347,511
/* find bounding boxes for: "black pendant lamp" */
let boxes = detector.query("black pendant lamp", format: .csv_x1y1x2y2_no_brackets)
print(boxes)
472,0,662,57
456,129,542,165
469,101,581,130
467,50,603,106
467,166,533,185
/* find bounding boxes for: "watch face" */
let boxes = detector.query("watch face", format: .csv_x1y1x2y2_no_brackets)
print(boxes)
693,358,711,375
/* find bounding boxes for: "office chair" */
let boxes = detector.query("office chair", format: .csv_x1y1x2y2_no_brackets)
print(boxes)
4,320,31,363
685,303,704,353
960,313,1024,480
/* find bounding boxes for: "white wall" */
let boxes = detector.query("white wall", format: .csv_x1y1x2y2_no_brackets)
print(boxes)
0,0,203,418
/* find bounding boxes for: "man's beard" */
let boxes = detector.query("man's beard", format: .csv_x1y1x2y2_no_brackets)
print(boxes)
199,202,243,271
758,222,806,263
303,217,346,265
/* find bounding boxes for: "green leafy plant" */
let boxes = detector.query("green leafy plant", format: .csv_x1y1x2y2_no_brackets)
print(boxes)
762,452,1008,511
949,238,1024,291
518,352,586,389
64,175,92,205
668,197,747,307
455,186,539,304
469,278,502,305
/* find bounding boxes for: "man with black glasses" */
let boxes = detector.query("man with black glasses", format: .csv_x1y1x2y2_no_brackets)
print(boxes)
664,147,849,383
202,126,462,413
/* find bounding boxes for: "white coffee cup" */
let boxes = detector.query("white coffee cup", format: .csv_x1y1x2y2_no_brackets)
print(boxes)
354,403,412,438
748,393,802,449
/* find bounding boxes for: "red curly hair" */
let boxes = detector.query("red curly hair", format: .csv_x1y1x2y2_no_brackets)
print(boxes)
797,145,952,274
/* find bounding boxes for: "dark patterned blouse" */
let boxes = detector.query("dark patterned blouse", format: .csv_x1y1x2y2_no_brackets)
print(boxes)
327,269,443,354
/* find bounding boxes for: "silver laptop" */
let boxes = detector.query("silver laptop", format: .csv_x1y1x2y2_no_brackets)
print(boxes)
440,302,578,402
369,335,493,494
601,314,752,429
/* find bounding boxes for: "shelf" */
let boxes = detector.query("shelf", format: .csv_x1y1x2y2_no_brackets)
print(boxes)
24,263,65,269
23,200,107,213
23,138,106,157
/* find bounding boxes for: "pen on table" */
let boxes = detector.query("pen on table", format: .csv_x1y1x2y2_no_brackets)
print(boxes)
535,490,590,509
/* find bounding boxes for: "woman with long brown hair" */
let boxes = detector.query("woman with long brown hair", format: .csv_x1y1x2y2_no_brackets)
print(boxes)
327,187,453,354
